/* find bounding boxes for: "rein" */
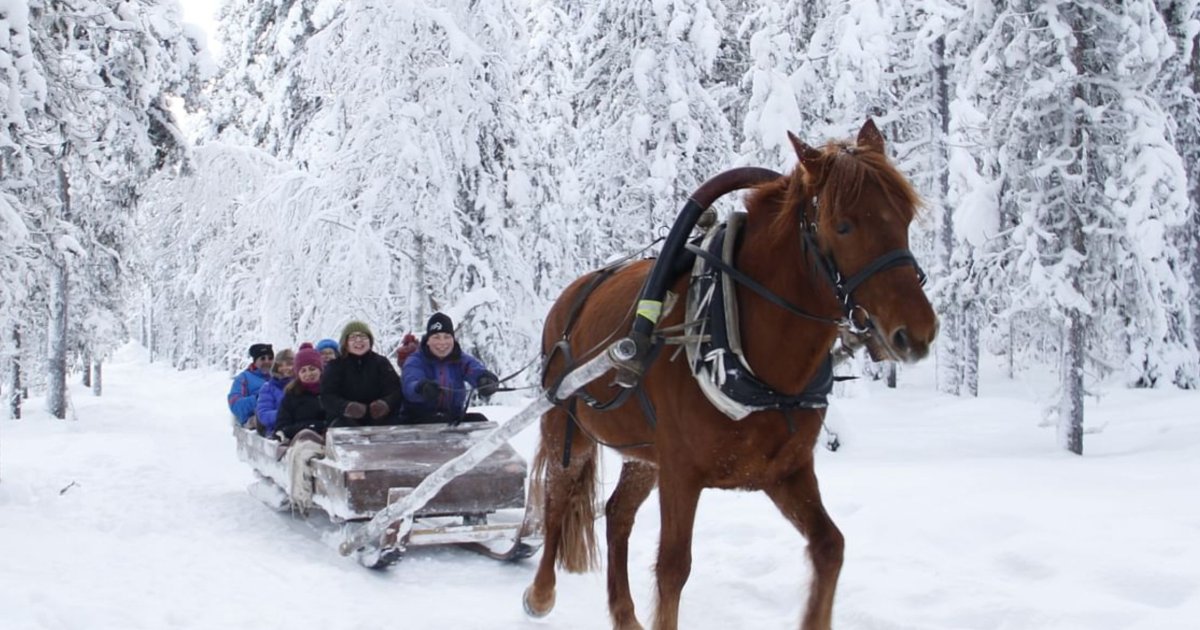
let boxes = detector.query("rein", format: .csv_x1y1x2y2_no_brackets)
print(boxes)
683,242,842,327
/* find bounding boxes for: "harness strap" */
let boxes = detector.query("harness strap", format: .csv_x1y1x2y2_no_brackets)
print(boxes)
582,342,664,412
563,267,620,335
544,340,577,405
783,409,797,435
684,242,842,327
544,265,663,459
561,398,577,469
636,385,657,430
839,249,926,297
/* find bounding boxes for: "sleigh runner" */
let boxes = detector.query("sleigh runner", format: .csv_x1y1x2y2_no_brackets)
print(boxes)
234,420,540,568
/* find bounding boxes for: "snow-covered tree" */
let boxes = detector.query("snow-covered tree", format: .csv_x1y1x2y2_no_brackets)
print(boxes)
514,0,584,302
148,1,538,372
1156,0,1200,381
736,0,812,166
18,0,202,416
961,0,1196,453
0,2,42,420
570,0,735,261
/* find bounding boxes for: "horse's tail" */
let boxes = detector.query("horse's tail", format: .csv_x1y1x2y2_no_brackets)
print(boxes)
529,424,600,573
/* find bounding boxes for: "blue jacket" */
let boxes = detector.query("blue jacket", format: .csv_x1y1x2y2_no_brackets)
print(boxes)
401,344,489,420
228,366,270,425
256,376,291,432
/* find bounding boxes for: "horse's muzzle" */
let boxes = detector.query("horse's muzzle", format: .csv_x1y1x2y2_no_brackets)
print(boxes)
883,317,937,363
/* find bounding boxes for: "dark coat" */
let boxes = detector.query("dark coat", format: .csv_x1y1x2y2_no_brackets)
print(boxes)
275,386,330,439
320,350,403,424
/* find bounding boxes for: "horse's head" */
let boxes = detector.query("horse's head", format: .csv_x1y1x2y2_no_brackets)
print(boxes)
783,120,938,362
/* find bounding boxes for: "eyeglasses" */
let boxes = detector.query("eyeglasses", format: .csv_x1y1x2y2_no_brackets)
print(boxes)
347,333,370,342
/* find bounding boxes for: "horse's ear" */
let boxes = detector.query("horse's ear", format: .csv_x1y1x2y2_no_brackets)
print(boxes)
857,119,885,153
788,131,823,172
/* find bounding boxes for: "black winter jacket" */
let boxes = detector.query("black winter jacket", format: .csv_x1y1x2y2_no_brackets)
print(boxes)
276,387,330,439
320,350,404,424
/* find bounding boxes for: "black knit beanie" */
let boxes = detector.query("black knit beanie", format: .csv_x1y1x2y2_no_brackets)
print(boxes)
425,312,454,337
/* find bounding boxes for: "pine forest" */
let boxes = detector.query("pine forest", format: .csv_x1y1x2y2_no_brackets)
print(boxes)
1,0,1198,455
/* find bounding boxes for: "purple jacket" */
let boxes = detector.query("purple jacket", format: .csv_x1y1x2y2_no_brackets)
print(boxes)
401,344,489,419
256,377,291,432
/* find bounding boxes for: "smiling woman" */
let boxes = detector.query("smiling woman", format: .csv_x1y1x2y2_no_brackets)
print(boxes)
320,320,405,426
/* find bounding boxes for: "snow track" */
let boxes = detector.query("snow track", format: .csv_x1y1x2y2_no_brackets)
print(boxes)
2,343,1198,629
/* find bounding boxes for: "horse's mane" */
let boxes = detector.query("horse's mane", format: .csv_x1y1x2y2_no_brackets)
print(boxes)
746,141,922,252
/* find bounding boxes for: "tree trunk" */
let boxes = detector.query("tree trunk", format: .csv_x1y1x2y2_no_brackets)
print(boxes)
961,301,980,397
92,359,102,397
4,324,19,420
149,296,157,363
1061,313,1085,455
47,256,70,420
1058,5,1089,455
932,34,960,396
1189,10,1200,363
1006,317,1016,379
82,351,92,387
937,310,961,395
141,289,150,349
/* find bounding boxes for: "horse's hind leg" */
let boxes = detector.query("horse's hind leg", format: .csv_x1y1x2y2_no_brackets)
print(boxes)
764,461,844,630
606,460,658,630
523,407,600,618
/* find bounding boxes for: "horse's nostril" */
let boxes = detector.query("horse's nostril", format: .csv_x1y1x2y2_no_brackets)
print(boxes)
892,327,910,352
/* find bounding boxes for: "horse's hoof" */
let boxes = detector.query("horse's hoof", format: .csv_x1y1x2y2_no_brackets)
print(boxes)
522,585,554,618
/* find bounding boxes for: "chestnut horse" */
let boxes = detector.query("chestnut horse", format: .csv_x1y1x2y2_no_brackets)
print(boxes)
523,120,937,630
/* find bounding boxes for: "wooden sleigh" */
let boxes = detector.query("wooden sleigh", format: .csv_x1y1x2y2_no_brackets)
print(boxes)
234,420,541,568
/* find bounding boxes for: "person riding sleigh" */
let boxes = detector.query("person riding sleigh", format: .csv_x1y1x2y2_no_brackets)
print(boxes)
400,313,499,425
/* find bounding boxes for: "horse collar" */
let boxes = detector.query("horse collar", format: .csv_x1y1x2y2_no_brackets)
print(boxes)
683,215,835,421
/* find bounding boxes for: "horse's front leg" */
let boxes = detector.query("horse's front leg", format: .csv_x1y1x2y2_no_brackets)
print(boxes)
606,460,658,630
764,461,844,630
650,471,702,630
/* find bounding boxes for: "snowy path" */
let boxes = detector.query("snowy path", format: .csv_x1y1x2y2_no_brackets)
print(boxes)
2,344,1198,629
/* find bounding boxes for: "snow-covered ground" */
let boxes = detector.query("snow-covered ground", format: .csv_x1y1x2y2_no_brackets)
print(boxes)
1,343,1197,629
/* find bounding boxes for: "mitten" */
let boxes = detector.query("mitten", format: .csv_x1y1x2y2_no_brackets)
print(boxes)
369,400,390,419
476,372,499,399
344,401,367,419
418,379,440,402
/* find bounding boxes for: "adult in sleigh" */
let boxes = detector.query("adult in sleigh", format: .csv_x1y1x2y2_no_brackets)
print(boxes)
320,320,404,426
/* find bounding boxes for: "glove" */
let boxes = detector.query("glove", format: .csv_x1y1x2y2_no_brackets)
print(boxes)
369,400,390,419
344,401,367,419
418,379,440,402
476,372,499,399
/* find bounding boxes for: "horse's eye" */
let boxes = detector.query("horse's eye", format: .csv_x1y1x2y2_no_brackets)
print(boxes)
835,222,852,235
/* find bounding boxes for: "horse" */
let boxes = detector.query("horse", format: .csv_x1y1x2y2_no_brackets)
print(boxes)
522,120,938,630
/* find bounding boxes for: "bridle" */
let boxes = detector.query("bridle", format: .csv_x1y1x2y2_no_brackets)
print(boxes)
799,194,927,336
685,193,927,346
